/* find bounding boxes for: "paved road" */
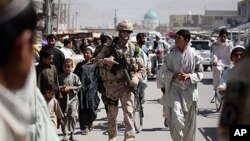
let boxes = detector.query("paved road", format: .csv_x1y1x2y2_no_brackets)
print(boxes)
58,71,220,141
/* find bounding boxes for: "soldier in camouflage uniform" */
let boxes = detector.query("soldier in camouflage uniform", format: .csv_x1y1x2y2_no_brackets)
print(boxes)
96,20,144,141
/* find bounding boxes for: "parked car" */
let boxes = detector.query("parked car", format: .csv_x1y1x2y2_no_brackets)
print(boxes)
190,40,212,71
145,40,154,51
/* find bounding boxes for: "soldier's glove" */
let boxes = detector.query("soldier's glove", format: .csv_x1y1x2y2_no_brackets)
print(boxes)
103,56,119,70
97,59,104,67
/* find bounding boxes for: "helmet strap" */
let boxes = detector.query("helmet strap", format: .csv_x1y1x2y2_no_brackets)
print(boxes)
118,35,129,46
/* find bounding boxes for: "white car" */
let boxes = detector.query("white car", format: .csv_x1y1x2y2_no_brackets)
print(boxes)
190,40,212,71
145,41,154,51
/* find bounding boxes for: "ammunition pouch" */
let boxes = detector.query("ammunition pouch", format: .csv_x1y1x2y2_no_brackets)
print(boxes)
100,67,126,82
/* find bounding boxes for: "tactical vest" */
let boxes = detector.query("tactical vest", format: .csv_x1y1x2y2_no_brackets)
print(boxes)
99,41,143,82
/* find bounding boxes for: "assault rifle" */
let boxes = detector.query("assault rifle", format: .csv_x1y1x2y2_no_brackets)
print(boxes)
109,42,145,118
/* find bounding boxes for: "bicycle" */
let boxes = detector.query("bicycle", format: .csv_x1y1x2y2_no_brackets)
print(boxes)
211,65,229,112
210,91,224,112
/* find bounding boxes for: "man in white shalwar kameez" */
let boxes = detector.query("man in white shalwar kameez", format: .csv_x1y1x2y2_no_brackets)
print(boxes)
211,28,233,90
160,29,204,141
14,65,60,141
0,0,37,141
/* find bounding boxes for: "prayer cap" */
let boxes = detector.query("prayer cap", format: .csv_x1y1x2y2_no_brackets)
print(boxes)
0,0,31,24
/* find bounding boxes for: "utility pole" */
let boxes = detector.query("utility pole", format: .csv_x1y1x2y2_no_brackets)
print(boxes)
72,15,74,32
56,0,61,33
75,9,79,32
67,0,71,29
114,9,118,29
44,0,53,34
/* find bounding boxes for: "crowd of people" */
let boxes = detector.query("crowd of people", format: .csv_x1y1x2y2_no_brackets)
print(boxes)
36,19,147,141
1,1,250,141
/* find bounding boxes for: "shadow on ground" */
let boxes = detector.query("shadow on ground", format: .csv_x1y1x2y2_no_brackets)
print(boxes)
198,108,221,119
95,117,107,121
201,78,213,85
198,127,217,141
142,127,169,132
146,99,160,104
147,77,156,81
58,133,63,136
94,121,126,135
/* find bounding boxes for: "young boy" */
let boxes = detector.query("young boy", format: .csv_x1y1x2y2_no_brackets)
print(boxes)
44,83,64,129
217,45,246,98
59,58,82,141
36,48,62,100
74,46,100,135
41,34,65,75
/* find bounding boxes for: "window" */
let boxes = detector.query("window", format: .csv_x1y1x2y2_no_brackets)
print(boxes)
191,41,210,50
215,16,223,20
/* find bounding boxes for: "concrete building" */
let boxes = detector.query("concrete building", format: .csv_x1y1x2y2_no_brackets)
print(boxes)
169,10,237,31
33,0,68,33
202,10,238,30
156,24,170,35
238,0,250,24
236,0,250,47
169,14,203,31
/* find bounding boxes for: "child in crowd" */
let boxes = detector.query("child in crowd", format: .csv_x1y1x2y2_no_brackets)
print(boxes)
36,48,62,100
59,58,82,141
217,45,246,99
44,83,64,129
74,46,100,135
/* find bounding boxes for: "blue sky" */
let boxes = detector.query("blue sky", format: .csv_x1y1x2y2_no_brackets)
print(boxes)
37,0,241,28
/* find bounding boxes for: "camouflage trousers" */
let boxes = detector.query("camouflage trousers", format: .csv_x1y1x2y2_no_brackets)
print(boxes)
103,81,135,141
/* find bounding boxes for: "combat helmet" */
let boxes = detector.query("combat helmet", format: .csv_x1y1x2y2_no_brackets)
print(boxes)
116,20,133,32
